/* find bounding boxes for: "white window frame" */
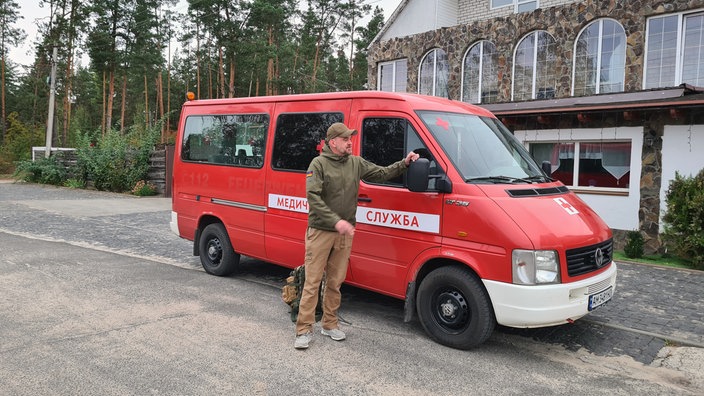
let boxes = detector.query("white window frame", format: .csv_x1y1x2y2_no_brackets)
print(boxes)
528,140,632,191
644,10,704,89
571,18,626,96
517,127,641,196
377,59,408,92
511,30,557,101
491,0,538,13
418,48,449,98
461,40,498,104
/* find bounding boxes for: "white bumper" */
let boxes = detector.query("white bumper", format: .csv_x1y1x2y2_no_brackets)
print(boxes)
169,211,180,236
483,263,617,328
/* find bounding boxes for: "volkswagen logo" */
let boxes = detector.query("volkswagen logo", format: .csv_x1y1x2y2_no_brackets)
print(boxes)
594,247,605,268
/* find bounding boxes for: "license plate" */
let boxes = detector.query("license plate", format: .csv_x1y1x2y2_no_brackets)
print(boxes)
588,286,613,311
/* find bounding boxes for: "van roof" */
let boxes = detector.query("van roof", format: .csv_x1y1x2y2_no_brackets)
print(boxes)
182,91,496,118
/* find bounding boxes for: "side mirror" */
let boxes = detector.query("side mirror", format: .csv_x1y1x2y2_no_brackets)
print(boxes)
541,160,552,176
406,158,430,192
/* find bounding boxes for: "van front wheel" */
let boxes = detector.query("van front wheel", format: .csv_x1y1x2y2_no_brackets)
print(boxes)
198,223,239,276
416,266,495,349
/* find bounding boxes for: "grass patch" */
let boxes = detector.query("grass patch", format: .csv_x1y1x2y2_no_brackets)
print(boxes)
614,251,697,270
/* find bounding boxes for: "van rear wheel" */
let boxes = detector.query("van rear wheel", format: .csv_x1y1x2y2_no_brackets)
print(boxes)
416,266,495,349
198,223,239,276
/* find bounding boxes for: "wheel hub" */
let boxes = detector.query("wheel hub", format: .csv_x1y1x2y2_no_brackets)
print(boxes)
435,290,469,329
207,239,222,262
440,300,457,318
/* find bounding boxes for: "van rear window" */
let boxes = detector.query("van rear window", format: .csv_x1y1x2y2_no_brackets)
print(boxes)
272,112,343,171
181,114,268,167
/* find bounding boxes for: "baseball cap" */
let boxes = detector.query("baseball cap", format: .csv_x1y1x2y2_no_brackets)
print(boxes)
326,122,358,140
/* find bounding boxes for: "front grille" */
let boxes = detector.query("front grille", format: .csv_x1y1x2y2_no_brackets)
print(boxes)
566,239,613,277
506,186,569,197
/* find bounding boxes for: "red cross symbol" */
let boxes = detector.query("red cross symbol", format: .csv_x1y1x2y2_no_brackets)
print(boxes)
436,117,449,130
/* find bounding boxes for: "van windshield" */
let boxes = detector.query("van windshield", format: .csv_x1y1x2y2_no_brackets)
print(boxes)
417,111,546,184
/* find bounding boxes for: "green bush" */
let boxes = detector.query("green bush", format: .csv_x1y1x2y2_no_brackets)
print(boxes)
131,180,157,196
75,124,160,193
0,112,44,173
63,178,85,189
662,170,704,270
624,230,644,259
13,155,67,185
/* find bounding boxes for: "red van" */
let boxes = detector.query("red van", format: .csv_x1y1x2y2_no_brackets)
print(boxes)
170,91,616,349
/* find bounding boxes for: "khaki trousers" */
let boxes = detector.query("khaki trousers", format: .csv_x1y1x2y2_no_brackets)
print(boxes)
295,227,353,335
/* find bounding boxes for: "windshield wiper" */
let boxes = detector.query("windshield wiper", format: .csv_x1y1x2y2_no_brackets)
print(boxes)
466,175,534,184
524,175,555,183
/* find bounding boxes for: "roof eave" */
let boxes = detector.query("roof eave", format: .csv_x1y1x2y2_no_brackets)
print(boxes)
480,85,704,116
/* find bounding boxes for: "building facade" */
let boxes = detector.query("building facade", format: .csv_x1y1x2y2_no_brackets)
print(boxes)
367,0,704,253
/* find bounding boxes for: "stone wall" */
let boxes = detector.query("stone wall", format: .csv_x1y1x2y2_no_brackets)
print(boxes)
147,147,168,195
368,0,704,100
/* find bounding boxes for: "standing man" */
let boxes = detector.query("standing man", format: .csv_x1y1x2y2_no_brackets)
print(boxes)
294,122,419,350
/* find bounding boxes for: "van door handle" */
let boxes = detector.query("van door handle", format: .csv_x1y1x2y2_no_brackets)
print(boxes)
358,196,372,203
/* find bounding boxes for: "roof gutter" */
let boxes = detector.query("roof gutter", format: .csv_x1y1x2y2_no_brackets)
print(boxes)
481,84,704,116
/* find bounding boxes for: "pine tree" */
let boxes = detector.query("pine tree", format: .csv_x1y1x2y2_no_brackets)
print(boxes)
0,0,25,141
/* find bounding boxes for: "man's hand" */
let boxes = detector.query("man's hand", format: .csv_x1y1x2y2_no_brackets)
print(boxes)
404,151,420,166
334,219,355,236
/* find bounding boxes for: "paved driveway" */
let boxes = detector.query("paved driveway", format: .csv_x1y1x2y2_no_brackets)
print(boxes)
1,181,702,394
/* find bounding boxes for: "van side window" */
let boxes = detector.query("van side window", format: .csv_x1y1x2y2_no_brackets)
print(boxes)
181,114,268,167
361,118,437,189
272,112,344,171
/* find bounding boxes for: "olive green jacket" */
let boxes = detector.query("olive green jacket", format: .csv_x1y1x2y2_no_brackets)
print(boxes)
306,144,408,231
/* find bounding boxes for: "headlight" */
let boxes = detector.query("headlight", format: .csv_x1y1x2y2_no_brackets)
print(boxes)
512,249,560,285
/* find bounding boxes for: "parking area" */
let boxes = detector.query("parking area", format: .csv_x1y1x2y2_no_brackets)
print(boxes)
1,180,702,393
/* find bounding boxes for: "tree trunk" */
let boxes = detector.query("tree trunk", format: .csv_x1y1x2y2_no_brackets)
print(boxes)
120,73,127,134
275,47,281,96
101,70,106,136
1,55,6,142
293,46,299,93
62,56,73,145
207,45,213,99
62,0,80,145
266,26,274,96
311,27,325,92
156,70,164,141
106,70,115,134
167,52,171,136
229,59,235,98
196,25,201,99
218,47,225,99
144,71,149,128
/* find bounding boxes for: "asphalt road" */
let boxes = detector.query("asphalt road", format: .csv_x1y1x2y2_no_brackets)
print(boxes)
0,181,701,395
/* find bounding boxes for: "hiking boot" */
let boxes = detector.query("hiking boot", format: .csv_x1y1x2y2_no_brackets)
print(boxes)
321,327,346,341
294,332,312,349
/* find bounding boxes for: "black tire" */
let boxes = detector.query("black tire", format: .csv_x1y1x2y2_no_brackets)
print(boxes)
198,223,239,276
416,266,495,349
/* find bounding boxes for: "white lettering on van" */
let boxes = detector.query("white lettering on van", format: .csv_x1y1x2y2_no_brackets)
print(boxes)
357,207,439,233
553,197,579,215
268,194,309,214
267,194,439,233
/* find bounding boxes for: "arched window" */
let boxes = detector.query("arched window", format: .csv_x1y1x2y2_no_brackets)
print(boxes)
461,41,499,104
573,19,626,96
513,31,557,101
418,48,449,98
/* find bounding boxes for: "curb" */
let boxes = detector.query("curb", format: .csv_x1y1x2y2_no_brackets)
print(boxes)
615,258,703,274
584,318,704,349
